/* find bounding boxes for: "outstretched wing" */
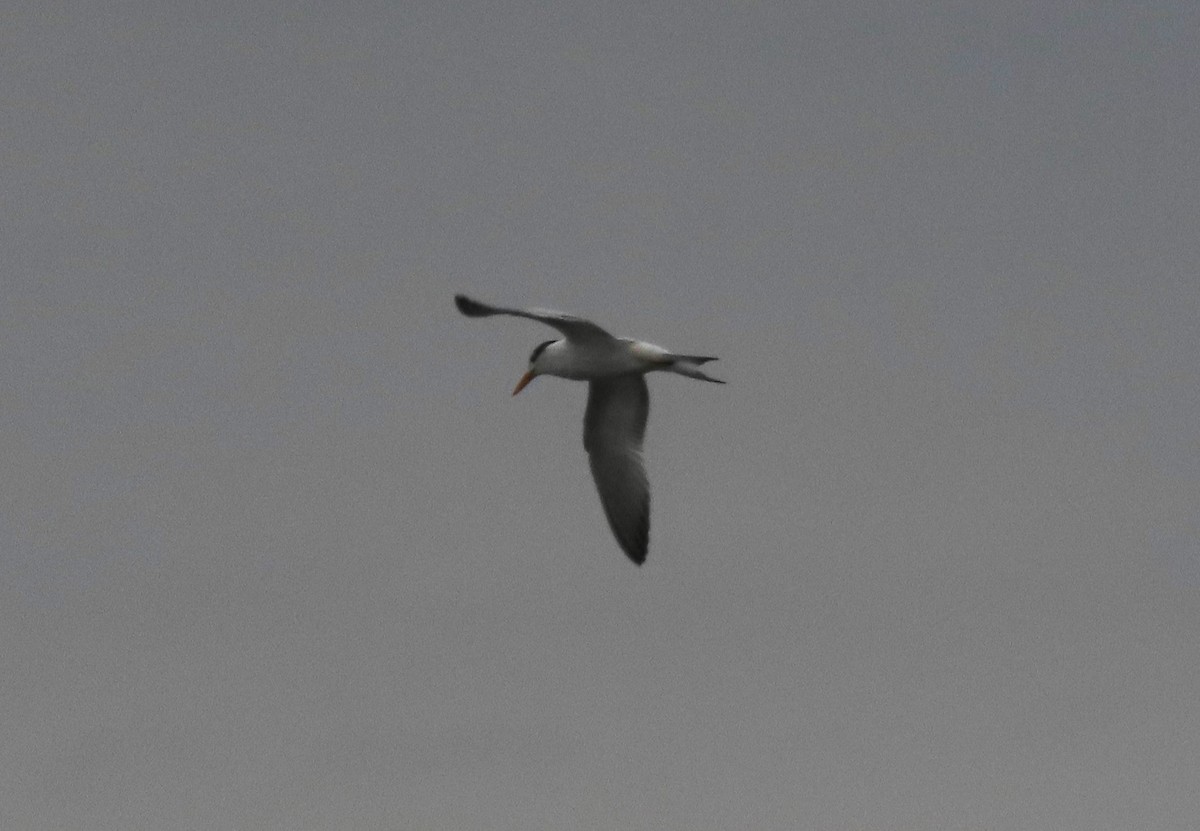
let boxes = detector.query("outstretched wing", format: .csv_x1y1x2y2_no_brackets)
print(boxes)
455,294,614,344
583,375,651,565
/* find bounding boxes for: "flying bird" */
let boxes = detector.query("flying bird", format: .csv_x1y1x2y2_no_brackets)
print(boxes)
454,293,723,565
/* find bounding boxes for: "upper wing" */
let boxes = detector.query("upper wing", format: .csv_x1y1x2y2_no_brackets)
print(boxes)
583,375,651,565
455,294,614,344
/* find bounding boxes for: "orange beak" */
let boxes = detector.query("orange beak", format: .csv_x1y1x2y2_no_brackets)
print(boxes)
512,370,536,396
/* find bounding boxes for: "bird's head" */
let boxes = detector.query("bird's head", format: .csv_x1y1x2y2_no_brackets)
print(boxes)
513,339,556,395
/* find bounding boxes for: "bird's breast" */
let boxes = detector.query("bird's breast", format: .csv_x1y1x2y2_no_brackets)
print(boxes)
547,341,658,380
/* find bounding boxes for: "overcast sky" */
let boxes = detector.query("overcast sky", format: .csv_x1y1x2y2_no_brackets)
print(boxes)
3,2,1199,829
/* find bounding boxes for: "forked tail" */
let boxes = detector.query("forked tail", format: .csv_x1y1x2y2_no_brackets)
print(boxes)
668,354,725,384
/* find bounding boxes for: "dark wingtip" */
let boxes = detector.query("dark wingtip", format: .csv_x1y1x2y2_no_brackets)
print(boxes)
455,294,489,317
623,514,649,565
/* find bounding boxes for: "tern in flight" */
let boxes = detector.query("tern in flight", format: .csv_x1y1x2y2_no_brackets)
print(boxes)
455,294,723,565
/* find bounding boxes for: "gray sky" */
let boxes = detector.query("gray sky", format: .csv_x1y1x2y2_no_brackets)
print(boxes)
3,2,1199,829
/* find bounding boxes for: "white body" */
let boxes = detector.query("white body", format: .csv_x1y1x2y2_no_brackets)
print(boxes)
535,338,674,380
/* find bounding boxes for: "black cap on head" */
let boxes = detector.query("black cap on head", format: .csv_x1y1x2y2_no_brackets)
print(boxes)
528,339,555,364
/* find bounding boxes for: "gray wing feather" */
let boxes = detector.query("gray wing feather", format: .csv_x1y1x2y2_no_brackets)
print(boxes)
455,294,613,343
584,375,651,565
